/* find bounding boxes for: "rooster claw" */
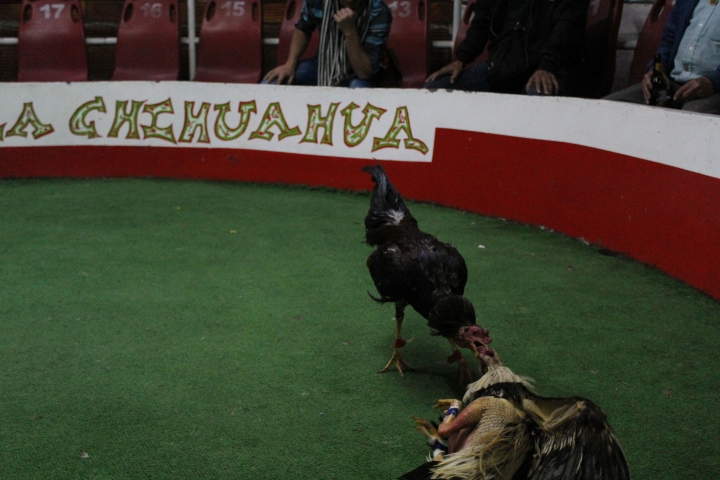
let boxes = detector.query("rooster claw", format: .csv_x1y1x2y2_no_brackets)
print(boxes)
433,399,462,412
413,417,439,439
379,349,414,377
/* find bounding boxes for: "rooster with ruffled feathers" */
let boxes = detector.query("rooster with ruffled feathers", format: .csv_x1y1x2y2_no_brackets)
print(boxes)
363,165,491,383
402,343,630,480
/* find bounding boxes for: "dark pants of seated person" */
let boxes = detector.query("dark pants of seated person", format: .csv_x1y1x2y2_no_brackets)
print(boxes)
603,81,720,115
263,57,377,88
424,61,577,96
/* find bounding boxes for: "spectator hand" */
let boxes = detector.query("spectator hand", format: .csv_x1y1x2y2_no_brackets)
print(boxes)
641,70,671,104
263,63,296,85
426,60,464,85
525,70,559,95
334,8,358,36
674,76,715,103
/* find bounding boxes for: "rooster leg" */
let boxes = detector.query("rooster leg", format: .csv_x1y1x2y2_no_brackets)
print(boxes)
379,301,414,376
413,417,447,461
447,339,478,385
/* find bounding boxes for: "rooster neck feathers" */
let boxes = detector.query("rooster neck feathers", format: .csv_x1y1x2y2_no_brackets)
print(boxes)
463,360,536,404
362,165,417,245
428,295,476,337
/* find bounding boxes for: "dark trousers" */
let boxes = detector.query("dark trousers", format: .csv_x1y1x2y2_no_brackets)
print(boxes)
603,82,720,115
424,62,493,91
424,61,579,96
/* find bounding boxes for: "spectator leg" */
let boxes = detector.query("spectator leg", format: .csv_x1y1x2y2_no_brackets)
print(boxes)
525,68,579,97
680,93,720,115
293,58,319,86
602,83,646,104
347,78,377,88
338,75,377,88
526,83,542,95
424,62,491,92
260,58,317,85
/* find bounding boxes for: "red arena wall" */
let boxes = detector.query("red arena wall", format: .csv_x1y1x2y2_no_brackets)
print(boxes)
1,82,718,299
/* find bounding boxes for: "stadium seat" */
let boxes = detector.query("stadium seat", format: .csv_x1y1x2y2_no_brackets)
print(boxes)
579,0,624,98
277,0,319,66
386,0,429,88
194,0,263,83
112,0,180,80
628,0,675,85
17,0,88,82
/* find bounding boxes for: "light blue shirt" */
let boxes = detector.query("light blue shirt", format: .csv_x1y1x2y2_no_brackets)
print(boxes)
671,0,720,82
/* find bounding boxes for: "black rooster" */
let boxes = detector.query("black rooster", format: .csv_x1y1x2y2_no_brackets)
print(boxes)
363,165,491,382
403,344,630,480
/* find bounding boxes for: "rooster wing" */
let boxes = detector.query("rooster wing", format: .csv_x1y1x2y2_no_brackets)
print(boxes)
367,232,468,319
522,395,630,480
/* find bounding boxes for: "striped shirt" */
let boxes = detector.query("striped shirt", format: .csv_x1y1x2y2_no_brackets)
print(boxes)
295,0,392,73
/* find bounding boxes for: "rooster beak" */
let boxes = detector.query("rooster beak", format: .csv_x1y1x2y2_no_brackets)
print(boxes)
470,343,479,357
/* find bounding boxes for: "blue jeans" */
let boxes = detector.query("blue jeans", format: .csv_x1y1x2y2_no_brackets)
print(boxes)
264,58,377,88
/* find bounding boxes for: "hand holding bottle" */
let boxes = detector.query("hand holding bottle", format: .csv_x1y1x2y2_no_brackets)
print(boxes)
644,54,671,106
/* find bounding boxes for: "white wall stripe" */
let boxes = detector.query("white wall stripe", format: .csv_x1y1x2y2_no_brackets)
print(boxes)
0,82,717,179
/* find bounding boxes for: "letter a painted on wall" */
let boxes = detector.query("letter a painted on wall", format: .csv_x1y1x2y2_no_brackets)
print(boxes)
6,103,54,139
372,106,428,154
214,101,257,141
250,103,301,141
340,103,385,147
69,97,107,139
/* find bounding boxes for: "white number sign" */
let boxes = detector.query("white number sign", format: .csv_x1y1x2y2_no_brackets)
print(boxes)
140,2,164,18
220,1,246,17
39,3,65,19
387,0,411,18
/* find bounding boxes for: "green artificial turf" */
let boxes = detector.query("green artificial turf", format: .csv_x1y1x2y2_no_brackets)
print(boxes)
0,178,718,479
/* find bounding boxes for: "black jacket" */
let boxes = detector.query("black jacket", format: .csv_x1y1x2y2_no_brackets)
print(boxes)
455,0,588,93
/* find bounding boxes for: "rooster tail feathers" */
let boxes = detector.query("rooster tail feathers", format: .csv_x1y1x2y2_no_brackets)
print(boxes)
362,164,404,212
427,295,476,338
362,165,417,237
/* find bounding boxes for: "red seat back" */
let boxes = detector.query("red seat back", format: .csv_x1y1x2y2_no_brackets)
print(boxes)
112,0,180,80
386,0,429,88
194,0,263,83
277,0,319,65
579,0,624,97
17,0,88,82
628,0,674,85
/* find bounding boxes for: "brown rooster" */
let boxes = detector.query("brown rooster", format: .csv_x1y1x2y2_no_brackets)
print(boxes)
363,165,491,383
402,344,630,480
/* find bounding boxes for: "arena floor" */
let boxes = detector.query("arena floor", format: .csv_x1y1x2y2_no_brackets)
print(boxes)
1,179,718,479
